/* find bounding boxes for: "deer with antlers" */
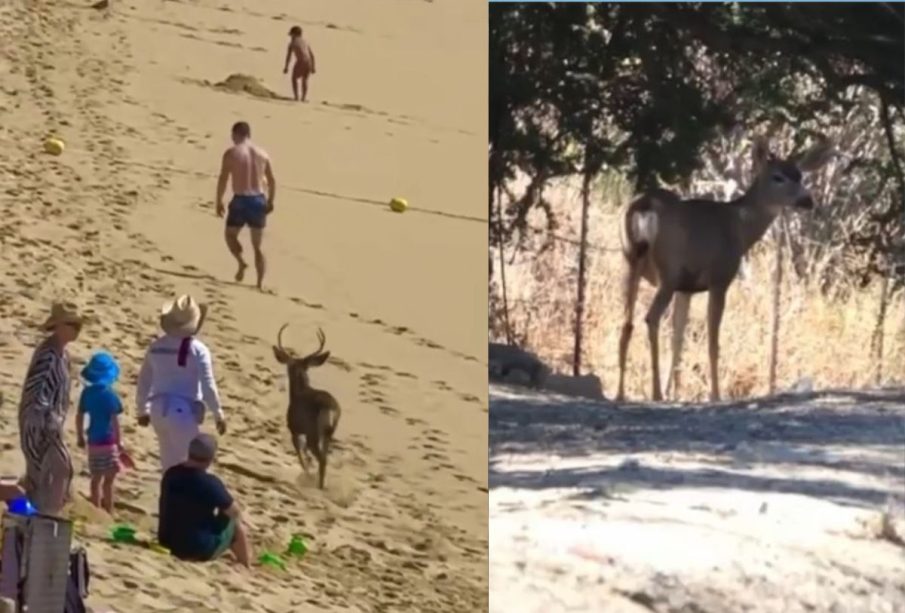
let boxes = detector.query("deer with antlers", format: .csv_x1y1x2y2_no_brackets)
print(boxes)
616,135,834,403
273,324,341,488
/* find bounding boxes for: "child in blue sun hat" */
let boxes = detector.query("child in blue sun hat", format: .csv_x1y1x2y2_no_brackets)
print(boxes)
76,350,131,512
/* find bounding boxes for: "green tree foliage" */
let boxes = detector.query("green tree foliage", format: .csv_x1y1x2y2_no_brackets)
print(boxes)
489,2,904,284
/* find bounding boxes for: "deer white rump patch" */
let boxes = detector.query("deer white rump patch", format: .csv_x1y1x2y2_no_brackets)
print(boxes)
632,210,659,244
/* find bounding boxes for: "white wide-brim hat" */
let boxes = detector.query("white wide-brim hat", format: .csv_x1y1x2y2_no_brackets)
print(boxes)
160,294,208,337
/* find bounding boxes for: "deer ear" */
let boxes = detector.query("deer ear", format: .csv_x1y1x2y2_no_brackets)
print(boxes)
796,138,834,172
308,351,330,367
751,136,771,174
273,346,290,364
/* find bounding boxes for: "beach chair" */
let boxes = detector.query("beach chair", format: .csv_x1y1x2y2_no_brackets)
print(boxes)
0,512,75,613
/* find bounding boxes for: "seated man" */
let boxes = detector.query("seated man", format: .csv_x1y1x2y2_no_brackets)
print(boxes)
157,434,251,567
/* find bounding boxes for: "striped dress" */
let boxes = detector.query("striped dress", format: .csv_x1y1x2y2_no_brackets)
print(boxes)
18,335,74,514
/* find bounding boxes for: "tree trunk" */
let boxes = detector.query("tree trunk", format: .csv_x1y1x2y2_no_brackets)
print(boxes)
573,168,592,376
495,185,513,345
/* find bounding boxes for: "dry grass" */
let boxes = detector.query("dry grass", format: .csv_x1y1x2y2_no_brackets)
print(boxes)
491,178,905,402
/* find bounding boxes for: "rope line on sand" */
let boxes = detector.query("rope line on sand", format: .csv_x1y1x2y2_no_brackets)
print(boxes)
10,140,488,225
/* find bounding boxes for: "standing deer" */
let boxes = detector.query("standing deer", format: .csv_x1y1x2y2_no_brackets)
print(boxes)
273,324,341,488
616,135,833,402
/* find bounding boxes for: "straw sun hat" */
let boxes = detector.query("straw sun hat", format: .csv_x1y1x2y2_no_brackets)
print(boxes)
160,294,208,337
40,302,85,331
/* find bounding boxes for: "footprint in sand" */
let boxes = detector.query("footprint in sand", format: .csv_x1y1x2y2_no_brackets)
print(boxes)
458,393,482,404
326,355,352,372
417,338,444,350
289,296,323,309
360,373,386,387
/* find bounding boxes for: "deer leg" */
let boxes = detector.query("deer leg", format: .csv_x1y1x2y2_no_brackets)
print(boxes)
644,286,674,402
616,262,643,402
665,292,691,400
307,429,327,489
706,288,727,402
316,447,328,490
292,434,310,474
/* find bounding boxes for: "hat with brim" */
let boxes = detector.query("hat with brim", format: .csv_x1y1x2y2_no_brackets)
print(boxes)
160,294,208,337
40,302,84,331
81,351,120,386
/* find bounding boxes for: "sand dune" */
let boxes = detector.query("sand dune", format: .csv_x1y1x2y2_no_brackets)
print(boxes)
0,0,487,611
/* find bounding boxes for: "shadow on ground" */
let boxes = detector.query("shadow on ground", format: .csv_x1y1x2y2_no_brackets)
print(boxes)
490,386,905,508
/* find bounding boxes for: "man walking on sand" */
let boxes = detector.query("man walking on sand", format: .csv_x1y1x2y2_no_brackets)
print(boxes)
216,121,276,291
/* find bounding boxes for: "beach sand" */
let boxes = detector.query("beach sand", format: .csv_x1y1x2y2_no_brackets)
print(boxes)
0,0,487,611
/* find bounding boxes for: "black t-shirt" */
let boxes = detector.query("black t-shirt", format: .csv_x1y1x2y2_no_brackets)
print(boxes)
158,464,234,560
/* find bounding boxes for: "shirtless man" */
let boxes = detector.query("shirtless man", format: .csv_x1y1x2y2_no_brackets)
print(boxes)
215,121,276,291
283,26,316,102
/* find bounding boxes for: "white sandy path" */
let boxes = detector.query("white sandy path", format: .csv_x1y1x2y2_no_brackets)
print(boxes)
489,385,905,613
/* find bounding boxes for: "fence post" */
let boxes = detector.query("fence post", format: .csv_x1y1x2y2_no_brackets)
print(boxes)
495,185,513,345
768,216,785,394
573,170,592,376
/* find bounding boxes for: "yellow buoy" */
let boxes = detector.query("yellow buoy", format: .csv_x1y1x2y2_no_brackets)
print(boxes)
44,137,65,156
389,197,408,213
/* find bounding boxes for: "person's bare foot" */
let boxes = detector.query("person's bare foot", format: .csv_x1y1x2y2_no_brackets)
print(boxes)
235,261,248,282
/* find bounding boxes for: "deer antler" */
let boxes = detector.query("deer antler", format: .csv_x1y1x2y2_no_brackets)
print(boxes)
277,323,290,354
300,327,326,362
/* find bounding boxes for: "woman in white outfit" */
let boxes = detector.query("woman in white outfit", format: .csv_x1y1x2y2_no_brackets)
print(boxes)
136,295,227,472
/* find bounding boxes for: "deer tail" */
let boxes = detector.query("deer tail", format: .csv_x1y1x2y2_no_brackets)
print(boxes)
620,196,660,260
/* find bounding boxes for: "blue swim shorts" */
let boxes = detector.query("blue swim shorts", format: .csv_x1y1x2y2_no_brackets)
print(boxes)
226,194,267,229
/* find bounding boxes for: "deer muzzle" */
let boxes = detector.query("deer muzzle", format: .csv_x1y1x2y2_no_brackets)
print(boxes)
794,194,815,210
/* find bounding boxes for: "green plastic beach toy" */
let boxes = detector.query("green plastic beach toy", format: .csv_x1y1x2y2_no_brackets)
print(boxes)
258,552,286,571
110,524,138,544
287,535,308,557
148,542,169,555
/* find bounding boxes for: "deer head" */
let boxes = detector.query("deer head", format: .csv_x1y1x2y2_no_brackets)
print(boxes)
273,324,331,389
749,135,834,212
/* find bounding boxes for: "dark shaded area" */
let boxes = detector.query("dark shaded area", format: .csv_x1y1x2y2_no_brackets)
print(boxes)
496,463,893,508
490,387,905,507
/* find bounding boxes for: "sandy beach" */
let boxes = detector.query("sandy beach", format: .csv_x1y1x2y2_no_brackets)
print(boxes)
0,0,487,611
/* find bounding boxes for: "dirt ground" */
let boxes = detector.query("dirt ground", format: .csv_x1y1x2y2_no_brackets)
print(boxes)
489,385,905,613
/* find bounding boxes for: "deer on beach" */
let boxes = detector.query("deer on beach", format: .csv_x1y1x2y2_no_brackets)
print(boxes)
616,135,834,403
273,324,341,488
